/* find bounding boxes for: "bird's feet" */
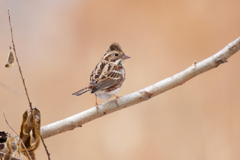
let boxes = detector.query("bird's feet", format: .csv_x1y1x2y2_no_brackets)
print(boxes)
95,102,99,109
95,94,99,112
113,95,121,107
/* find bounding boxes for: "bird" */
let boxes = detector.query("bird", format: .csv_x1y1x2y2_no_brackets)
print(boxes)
72,43,130,108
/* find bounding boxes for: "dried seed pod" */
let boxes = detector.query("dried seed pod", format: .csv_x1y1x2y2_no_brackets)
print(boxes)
20,108,41,160
5,46,15,68
3,136,19,160
0,131,8,143
0,131,8,153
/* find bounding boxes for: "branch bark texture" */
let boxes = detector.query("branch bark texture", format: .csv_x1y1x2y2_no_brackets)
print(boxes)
41,37,240,139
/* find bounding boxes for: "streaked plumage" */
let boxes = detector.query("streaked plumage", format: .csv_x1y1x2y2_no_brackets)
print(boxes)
72,43,130,107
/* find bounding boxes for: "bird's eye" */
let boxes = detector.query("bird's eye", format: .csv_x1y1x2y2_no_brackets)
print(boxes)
115,53,118,56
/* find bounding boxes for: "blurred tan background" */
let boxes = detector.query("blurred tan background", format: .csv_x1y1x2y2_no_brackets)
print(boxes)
1,0,240,160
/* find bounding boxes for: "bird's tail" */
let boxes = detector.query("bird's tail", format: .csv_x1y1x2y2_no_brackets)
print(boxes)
72,87,91,96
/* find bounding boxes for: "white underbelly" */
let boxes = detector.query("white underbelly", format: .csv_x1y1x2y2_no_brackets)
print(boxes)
95,88,121,100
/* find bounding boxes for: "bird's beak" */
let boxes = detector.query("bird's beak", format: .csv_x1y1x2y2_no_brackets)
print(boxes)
122,54,131,59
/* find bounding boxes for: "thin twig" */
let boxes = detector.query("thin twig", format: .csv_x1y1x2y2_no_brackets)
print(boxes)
2,111,32,160
40,135,51,160
0,81,22,95
41,36,240,139
7,8,32,110
7,9,51,159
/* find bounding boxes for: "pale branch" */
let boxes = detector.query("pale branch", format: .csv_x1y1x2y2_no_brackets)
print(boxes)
41,37,240,139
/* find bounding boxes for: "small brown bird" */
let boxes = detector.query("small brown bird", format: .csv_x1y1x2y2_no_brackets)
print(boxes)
72,43,130,108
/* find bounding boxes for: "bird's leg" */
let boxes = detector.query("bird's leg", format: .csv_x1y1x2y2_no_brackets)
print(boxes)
113,95,120,107
95,94,99,110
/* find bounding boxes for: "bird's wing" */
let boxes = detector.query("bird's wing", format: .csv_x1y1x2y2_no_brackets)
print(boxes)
89,60,106,86
91,70,123,93
90,60,123,93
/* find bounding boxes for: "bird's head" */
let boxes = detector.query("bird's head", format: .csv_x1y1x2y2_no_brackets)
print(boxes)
103,43,130,65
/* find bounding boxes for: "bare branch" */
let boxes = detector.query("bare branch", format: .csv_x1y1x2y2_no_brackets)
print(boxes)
8,9,32,110
40,136,51,160
7,9,50,159
0,81,21,95
40,37,240,139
